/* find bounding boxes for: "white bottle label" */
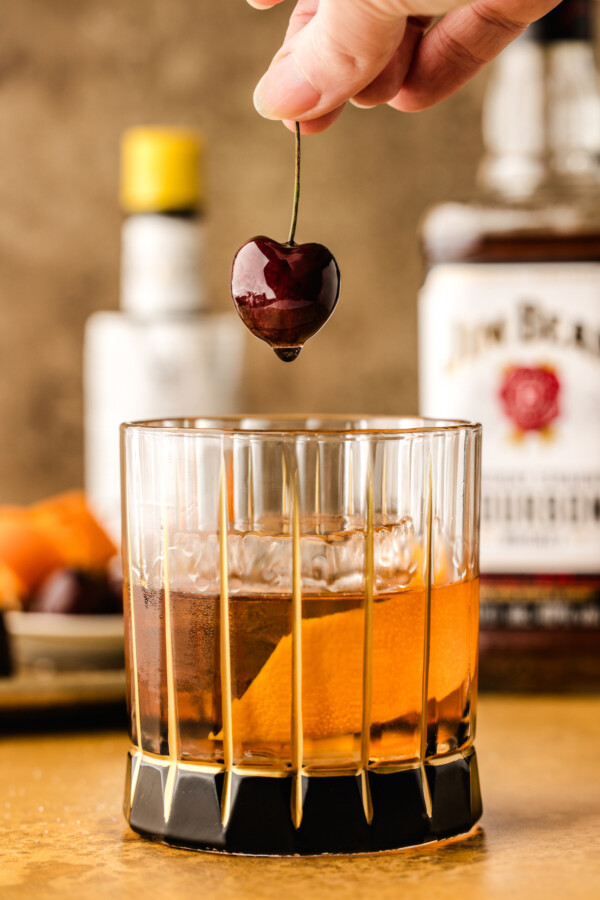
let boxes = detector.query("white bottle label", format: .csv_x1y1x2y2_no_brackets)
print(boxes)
419,262,600,575
84,314,245,544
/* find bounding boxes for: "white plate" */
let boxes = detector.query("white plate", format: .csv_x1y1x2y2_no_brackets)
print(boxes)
4,612,125,672
0,668,126,710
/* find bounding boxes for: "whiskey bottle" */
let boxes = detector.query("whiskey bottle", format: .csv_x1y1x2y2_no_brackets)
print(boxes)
419,0,600,690
84,128,245,542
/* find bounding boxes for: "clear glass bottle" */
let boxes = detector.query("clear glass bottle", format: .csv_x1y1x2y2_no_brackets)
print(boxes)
84,128,245,542
419,1,600,690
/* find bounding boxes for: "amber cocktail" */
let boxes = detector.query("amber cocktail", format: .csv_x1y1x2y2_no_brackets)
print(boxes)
121,416,482,854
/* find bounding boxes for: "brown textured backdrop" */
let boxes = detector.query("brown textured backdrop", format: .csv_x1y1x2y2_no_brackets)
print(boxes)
0,0,486,503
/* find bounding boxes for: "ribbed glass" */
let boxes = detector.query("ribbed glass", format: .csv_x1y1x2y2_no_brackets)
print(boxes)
121,416,481,825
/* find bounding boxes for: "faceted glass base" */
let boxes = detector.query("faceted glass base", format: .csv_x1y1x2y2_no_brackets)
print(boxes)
124,748,482,856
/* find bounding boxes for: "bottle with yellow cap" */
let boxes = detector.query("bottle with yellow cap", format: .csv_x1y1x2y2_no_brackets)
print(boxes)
84,127,245,541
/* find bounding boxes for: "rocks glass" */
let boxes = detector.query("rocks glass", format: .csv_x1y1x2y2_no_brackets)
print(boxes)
121,416,482,854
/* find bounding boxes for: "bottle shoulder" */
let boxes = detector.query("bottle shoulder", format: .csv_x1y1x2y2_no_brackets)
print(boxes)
86,308,238,326
421,191,600,264
85,309,242,345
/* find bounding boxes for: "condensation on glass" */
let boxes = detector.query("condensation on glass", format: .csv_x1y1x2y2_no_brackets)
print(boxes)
121,416,482,854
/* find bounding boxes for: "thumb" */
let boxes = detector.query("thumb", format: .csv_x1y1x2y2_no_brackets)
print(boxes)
254,0,408,121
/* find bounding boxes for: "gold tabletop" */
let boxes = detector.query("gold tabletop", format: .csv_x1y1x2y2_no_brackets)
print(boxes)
1,695,599,899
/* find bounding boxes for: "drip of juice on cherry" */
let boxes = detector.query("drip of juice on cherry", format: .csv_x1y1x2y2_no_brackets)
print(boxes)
231,124,340,361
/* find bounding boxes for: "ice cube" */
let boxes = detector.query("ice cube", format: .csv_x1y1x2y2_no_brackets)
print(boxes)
146,516,457,596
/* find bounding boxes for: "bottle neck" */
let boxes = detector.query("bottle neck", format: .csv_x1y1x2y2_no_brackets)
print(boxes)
121,211,205,317
478,35,600,201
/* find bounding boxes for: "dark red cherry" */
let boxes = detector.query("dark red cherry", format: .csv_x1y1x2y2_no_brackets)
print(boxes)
231,236,340,361
28,568,122,615
0,613,11,677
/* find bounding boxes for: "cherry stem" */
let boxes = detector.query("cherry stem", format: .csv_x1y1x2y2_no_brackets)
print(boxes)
288,121,301,245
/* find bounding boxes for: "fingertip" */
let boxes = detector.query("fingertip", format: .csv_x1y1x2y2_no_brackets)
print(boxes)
253,55,321,120
283,105,346,134
387,88,435,113
253,80,284,120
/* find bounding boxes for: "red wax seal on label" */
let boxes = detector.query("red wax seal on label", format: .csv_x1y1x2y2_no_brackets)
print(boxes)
499,365,560,432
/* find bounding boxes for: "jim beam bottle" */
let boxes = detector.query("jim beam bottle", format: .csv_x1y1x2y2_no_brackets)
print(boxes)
419,0,600,690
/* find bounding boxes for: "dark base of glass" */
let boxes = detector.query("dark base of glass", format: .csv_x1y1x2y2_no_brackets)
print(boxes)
124,748,482,856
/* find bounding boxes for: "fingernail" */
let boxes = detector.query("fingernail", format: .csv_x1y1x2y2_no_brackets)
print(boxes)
254,54,321,119
349,98,377,110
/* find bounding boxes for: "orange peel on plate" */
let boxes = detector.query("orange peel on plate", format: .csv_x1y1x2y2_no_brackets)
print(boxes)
0,491,117,608
30,490,116,570
0,509,65,602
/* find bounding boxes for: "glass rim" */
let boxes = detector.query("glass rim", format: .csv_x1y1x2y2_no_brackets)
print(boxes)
120,414,482,438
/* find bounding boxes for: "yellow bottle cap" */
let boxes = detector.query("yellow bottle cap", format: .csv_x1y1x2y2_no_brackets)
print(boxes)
120,127,204,213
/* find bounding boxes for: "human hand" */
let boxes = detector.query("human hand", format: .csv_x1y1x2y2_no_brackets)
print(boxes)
248,0,560,132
